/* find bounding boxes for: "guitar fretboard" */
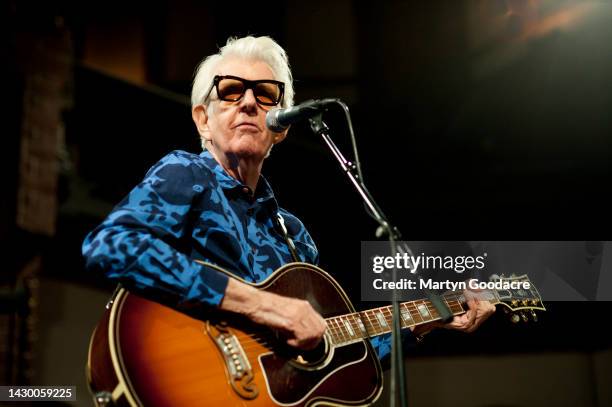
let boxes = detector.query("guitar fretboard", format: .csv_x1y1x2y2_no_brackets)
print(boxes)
324,292,499,346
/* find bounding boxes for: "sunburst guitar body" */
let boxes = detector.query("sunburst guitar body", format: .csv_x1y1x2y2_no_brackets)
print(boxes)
87,263,383,406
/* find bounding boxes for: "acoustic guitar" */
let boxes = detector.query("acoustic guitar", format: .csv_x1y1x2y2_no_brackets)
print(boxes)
86,261,544,406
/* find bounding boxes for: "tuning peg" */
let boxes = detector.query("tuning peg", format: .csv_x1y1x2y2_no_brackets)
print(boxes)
511,273,517,278
530,310,538,322
531,299,539,306
511,300,518,306
521,312,528,323
522,300,529,306
511,313,520,324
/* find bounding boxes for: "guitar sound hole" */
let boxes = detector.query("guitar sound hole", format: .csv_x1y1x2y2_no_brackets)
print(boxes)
289,333,331,368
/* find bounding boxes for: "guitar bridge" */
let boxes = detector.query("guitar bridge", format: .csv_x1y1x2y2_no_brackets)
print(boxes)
207,321,258,400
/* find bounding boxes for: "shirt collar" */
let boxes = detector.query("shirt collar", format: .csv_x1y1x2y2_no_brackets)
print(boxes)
200,150,277,205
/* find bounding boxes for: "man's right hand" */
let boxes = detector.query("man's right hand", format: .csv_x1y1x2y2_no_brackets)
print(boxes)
220,278,327,350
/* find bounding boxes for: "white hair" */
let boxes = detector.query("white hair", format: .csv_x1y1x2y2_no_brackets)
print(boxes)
191,36,294,109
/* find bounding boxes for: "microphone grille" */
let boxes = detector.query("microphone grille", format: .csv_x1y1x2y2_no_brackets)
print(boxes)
266,108,285,132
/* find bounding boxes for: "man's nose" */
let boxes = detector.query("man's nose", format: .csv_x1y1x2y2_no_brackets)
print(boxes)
239,89,258,113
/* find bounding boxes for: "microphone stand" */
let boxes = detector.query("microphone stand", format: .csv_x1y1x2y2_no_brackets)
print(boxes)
308,106,452,407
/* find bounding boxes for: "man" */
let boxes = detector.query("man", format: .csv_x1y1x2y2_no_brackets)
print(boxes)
82,35,494,361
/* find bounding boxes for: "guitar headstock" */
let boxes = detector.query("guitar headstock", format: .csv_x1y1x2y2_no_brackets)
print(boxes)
490,274,546,323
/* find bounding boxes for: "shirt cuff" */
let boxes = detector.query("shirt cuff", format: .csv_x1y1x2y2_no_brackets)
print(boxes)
184,262,230,307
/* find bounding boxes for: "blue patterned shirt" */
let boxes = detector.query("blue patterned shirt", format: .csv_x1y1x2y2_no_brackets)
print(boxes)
82,150,406,360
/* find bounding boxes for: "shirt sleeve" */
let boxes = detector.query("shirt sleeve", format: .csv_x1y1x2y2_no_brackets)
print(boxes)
82,151,229,307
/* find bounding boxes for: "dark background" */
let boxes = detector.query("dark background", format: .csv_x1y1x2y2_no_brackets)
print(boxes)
3,0,612,406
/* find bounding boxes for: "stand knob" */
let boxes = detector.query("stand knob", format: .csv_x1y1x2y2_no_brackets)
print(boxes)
94,391,113,407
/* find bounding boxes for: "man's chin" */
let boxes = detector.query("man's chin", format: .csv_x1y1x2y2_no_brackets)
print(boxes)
229,146,269,162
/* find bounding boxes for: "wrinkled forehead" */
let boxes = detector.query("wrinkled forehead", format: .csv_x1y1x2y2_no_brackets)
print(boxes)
214,57,277,82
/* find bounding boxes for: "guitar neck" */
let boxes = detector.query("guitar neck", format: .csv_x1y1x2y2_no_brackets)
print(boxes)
325,291,501,346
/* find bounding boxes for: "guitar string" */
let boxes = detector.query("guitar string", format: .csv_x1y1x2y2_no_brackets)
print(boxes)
239,308,470,351
235,300,466,348
239,303,462,347
240,300,503,351
237,299,464,346
237,292,521,350
239,291,489,346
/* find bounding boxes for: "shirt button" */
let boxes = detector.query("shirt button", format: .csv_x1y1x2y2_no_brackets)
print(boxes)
242,187,250,194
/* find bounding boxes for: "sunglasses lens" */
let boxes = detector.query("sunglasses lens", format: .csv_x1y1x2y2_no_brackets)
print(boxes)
254,82,281,105
217,78,246,101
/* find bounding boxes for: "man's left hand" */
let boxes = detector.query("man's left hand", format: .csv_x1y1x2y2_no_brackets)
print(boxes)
443,296,496,333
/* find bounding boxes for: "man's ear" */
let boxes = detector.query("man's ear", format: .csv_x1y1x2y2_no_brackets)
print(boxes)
192,104,211,142
272,128,289,144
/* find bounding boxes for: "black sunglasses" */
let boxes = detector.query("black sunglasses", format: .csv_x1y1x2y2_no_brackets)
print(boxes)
204,75,285,106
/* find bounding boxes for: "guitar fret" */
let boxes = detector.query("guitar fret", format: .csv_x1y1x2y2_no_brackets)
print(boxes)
355,314,367,337
327,312,378,345
371,310,384,334
445,296,466,313
383,307,394,329
329,318,341,344
446,299,463,313
443,297,453,311
427,302,441,319
382,306,401,331
404,303,424,324
402,303,415,325
400,303,413,327
348,315,361,339
334,317,346,343
416,302,431,320
364,310,378,334
326,319,338,344
375,309,389,330
360,311,375,337
342,317,355,338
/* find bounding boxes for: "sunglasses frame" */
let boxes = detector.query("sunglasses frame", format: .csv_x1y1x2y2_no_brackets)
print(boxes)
204,75,285,106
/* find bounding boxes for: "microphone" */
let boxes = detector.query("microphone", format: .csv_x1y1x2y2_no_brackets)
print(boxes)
266,98,338,132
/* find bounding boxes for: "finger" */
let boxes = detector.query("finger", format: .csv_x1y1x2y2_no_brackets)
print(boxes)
486,302,496,315
289,334,322,350
445,312,469,330
467,300,478,322
300,309,326,340
304,310,325,336
476,302,495,320
463,300,478,331
467,302,495,333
